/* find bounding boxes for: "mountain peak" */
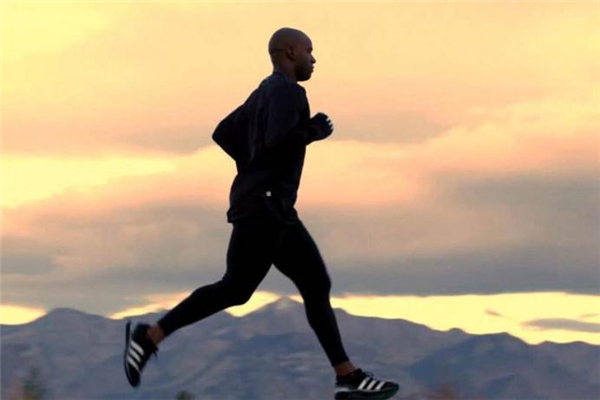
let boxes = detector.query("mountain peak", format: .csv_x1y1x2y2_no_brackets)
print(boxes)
47,307,84,316
32,307,105,326
255,296,302,314
273,296,301,310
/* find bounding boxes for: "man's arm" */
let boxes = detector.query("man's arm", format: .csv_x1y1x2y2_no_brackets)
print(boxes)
264,84,311,150
212,104,245,161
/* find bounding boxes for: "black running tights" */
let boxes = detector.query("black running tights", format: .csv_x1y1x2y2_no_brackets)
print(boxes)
156,216,350,367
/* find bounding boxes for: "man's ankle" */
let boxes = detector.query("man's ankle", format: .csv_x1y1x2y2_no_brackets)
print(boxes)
334,361,358,378
147,324,164,347
338,368,358,378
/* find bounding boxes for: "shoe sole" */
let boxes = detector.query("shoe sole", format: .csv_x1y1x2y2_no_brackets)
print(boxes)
335,385,399,400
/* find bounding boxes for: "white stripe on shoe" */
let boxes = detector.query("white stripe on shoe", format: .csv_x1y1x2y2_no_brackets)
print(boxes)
367,379,380,390
375,380,385,391
130,340,145,356
358,377,371,390
127,355,140,372
128,347,142,363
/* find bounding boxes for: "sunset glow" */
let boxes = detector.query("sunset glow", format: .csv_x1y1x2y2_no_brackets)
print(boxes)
2,1,598,346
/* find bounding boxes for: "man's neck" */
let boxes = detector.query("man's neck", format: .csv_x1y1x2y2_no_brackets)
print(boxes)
272,67,297,83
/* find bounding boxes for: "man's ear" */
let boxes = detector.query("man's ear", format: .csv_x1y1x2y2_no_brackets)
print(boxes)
285,47,295,61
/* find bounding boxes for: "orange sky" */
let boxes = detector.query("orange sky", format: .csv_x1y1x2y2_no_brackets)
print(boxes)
1,1,599,346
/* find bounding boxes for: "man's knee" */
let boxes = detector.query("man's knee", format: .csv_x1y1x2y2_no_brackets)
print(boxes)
308,273,332,297
229,291,253,306
219,279,255,305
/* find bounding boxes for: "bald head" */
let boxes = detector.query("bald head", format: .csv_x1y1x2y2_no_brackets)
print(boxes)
268,27,308,57
268,27,316,82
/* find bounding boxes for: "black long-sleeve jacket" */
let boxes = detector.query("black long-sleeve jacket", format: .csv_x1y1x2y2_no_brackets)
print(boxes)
212,71,315,224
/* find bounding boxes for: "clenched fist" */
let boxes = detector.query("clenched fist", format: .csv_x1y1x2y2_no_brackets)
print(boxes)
308,112,334,141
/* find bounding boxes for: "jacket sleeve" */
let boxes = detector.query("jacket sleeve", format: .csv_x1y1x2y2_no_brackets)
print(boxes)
212,104,245,161
264,85,312,150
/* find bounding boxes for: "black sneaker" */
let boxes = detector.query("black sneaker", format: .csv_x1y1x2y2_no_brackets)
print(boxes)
334,368,400,399
123,321,159,387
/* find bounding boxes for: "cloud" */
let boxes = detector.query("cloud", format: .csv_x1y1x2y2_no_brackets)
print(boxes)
128,123,216,154
2,92,598,313
320,243,598,296
1,235,62,275
1,155,178,208
2,180,597,318
437,172,600,252
338,110,449,144
1,2,113,65
485,309,505,318
521,318,600,334
1,189,232,314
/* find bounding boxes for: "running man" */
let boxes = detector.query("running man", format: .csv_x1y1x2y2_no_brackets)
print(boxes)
123,27,400,400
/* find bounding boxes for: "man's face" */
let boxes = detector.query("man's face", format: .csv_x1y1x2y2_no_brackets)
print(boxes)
294,37,316,82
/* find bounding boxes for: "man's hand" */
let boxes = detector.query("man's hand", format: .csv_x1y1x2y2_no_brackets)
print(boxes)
308,112,334,141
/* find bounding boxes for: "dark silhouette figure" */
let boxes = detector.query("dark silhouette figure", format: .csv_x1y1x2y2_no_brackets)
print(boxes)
123,27,400,400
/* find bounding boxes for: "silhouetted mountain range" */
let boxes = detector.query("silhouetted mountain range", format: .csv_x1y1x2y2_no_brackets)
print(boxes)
2,297,598,399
